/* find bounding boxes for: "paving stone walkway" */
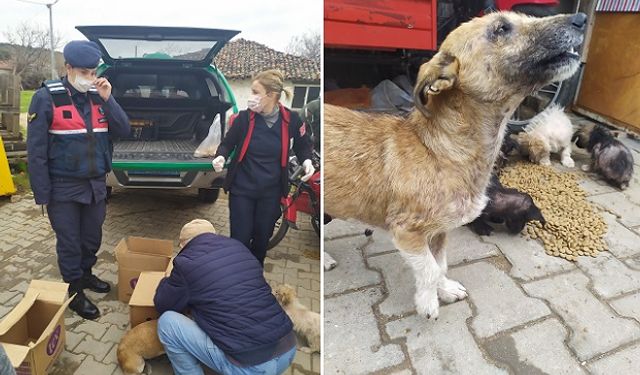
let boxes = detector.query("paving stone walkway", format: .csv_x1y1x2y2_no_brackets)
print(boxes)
324,120,640,375
0,188,320,374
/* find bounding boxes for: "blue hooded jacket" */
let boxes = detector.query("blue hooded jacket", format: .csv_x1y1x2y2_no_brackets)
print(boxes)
154,233,295,366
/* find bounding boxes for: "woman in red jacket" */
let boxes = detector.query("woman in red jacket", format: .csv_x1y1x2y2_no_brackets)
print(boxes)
212,70,314,265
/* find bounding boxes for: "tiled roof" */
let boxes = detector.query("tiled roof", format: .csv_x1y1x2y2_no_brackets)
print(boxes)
180,38,319,82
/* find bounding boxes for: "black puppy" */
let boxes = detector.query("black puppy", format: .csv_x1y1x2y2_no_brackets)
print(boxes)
495,135,520,172
469,175,546,236
573,124,634,189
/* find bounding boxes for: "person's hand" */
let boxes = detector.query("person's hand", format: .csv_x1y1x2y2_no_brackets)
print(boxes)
94,78,112,101
212,156,225,172
301,159,315,182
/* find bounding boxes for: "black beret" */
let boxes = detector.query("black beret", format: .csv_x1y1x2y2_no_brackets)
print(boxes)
63,40,102,68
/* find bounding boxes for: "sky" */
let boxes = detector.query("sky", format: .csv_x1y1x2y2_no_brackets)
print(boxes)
0,0,322,53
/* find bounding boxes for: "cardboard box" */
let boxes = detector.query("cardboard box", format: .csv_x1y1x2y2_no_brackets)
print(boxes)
115,236,173,302
0,280,72,375
129,271,166,328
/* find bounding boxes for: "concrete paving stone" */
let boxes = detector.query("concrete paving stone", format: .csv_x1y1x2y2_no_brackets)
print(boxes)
102,325,126,344
324,236,380,295
622,174,640,206
9,280,29,293
311,279,320,292
588,192,640,227
293,350,311,370
485,318,588,375
483,231,575,281
600,213,640,258
447,226,500,266
286,260,311,272
73,335,114,362
73,355,117,375
65,330,86,352
75,320,110,340
387,302,508,375
325,288,405,374
50,351,86,375
588,342,640,375
0,305,12,320
324,219,369,240
579,178,617,196
523,271,640,360
625,256,640,270
610,292,640,322
576,252,640,298
364,229,397,256
368,251,414,317
449,262,550,338
311,299,320,313
311,353,320,373
388,370,413,375
0,290,19,304
103,344,118,366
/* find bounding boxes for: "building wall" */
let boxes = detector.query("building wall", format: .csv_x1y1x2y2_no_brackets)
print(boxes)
227,79,320,111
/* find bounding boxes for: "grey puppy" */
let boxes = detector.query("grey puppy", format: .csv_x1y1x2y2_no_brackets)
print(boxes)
573,124,634,189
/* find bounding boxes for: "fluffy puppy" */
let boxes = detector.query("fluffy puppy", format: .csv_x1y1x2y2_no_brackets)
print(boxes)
117,320,165,375
273,284,320,353
468,175,546,236
515,105,575,167
574,124,634,189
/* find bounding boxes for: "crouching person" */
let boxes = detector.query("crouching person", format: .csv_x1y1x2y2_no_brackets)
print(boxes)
154,219,297,375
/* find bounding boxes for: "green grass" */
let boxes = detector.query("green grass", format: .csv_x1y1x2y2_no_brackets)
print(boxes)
20,90,35,113
10,161,30,193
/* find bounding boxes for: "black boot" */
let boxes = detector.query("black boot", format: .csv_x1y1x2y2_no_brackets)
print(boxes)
82,273,111,293
68,283,100,320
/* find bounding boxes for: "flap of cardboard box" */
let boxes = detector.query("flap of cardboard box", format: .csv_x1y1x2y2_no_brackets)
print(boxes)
28,280,69,304
1,342,31,367
0,290,39,337
119,237,174,258
0,280,72,367
129,271,166,308
165,256,175,275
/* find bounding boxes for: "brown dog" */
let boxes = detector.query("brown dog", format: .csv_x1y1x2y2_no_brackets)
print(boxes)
324,12,585,319
273,284,320,353
117,320,165,375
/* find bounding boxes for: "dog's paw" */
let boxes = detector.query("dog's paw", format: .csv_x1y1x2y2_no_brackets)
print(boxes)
415,288,440,319
438,277,468,304
540,158,551,166
581,164,591,172
561,157,575,168
324,252,337,271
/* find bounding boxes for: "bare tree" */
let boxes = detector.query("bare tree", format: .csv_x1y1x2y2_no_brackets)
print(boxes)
4,22,61,84
285,30,320,63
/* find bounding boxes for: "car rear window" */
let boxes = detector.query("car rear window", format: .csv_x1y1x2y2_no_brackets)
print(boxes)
113,73,207,99
99,39,217,61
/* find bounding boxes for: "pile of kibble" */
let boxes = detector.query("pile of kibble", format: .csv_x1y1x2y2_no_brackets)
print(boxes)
499,162,608,261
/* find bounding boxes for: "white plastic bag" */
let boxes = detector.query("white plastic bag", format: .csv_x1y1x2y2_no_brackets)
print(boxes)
194,114,222,158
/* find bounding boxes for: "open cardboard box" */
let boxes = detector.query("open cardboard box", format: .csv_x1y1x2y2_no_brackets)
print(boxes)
0,280,72,375
128,271,166,328
115,236,173,302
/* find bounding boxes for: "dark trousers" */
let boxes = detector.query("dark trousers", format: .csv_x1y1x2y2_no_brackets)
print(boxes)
47,199,106,283
229,193,281,265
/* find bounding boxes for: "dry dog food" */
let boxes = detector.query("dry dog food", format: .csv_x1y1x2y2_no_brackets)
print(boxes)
499,162,607,261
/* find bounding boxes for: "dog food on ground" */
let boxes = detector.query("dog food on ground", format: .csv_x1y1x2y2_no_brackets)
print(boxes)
499,162,607,261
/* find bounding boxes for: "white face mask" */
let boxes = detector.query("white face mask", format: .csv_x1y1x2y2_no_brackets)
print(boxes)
247,94,265,113
70,73,94,93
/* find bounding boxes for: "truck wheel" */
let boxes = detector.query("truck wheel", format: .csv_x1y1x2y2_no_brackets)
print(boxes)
198,188,220,203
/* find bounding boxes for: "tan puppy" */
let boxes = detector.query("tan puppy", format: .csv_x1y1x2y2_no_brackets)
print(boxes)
117,320,164,375
324,12,585,319
273,284,320,353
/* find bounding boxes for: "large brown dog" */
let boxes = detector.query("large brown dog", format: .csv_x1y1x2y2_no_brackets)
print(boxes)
324,12,586,319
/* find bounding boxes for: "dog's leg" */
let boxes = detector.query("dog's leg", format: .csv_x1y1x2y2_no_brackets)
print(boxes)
324,252,337,271
560,146,575,168
393,230,441,319
430,233,468,304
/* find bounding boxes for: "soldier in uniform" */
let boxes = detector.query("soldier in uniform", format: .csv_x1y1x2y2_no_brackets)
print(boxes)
27,40,130,319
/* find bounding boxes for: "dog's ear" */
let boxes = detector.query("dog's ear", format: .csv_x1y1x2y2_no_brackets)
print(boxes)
413,52,459,118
